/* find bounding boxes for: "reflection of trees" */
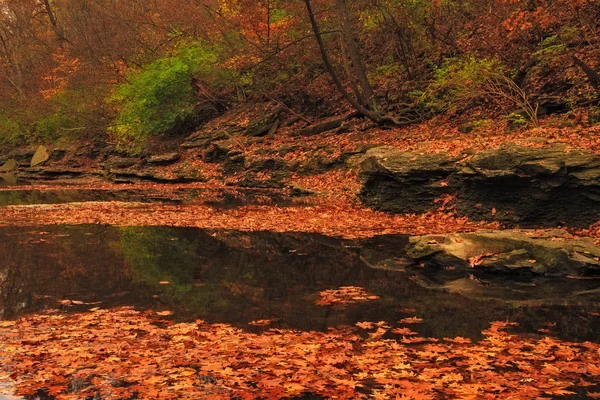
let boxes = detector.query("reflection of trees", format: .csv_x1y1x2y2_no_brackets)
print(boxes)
2,224,598,341
0,226,133,319
114,227,376,329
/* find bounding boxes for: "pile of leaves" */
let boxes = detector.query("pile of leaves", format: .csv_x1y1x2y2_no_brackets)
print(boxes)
315,286,379,307
1,308,600,399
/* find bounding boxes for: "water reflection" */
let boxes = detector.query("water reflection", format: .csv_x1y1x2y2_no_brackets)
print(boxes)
0,187,300,207
0,225,599,342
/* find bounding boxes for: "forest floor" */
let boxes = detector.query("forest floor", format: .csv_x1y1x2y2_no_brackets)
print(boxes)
3,107,600,239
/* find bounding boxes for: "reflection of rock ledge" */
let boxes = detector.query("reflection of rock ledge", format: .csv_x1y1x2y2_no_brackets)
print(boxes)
0,172,17,185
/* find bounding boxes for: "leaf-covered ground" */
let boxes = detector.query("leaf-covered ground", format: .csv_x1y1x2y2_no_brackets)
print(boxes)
1,307,599,399
0,198,498,239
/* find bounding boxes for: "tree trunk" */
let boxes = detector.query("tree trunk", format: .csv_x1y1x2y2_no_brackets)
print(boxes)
572,55,600,91
339,33,363,104
42,0,67,44
334,0,377,110
303,0,381,123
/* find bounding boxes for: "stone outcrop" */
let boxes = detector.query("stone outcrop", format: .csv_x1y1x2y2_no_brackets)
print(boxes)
146,152,181,166
182,129,234,149
405,230,600,276
245,109,282,137
0,159,17,173
360,144,600,227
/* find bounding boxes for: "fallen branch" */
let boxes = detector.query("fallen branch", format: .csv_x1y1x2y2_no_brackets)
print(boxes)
294,113,358,136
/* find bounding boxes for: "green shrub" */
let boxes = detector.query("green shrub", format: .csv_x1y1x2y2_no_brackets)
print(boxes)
109,41,237,152
0,115,28,146
533,26,578,67
505,112,529,130
426,56,504,113
34,113,79,142
426,56,538,124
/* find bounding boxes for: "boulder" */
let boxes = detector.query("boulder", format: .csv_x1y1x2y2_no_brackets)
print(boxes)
0,159,17,173
30,146,50,167
360,144,600,227
405,230,600,276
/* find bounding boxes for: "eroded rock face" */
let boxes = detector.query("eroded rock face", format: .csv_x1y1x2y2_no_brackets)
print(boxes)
360,145,600,227
146,152,181,166
245,109,282,137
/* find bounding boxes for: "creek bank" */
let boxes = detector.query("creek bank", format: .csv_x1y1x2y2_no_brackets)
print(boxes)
360,144,600,227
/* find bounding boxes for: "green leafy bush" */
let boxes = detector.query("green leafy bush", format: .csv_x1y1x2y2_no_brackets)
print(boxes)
426,57,504,113
0,115,28,146
425,57,538,124
533,26,578,66
109,42,236,152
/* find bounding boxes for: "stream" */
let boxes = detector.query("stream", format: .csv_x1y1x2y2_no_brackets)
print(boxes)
1,187,600,399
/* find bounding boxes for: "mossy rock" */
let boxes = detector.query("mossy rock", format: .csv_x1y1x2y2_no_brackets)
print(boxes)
406,230,600,276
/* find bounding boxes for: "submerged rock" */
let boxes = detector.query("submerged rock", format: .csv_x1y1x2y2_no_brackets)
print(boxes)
360,144,600,227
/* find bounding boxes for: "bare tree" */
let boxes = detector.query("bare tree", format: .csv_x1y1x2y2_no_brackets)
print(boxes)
303,0,406,125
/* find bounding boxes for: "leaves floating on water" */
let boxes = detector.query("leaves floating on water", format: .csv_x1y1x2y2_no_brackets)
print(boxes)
315,286,379,306
248,319,272,327
1,308,599,399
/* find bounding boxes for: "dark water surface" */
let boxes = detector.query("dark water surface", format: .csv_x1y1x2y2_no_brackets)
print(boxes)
0,187,300,208
1,224,599,343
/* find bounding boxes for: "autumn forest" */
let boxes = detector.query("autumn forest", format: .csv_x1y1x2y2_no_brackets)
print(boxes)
1,0,600,399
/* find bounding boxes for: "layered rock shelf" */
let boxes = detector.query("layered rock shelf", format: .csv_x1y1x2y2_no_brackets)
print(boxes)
360,144,600,227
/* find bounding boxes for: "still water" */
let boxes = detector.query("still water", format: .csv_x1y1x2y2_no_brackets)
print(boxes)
1,224,599,343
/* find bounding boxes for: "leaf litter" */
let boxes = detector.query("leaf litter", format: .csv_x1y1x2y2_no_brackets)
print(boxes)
1,308,599,399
